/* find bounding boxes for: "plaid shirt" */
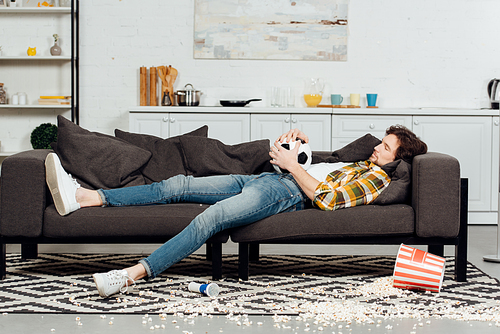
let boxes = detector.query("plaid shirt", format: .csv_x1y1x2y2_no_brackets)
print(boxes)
312,160,391,211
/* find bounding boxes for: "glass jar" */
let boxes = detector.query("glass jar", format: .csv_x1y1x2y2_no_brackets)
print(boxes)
0,83,6,104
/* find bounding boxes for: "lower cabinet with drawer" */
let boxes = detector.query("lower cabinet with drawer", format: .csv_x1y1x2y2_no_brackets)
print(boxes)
251,113,332,151
331,115,412,150
129,112,250,145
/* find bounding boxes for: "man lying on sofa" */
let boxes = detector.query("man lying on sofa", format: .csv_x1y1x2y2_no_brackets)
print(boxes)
45,125,427,298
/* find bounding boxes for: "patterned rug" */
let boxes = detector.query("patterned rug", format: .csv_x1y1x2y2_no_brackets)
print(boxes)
1,254,500,322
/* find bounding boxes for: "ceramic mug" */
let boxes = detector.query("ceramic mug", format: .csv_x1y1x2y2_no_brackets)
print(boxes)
350,93,360,106
331,94,343,105
367,93,378,107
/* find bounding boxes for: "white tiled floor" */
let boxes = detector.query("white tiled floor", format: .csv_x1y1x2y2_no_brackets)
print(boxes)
2,225,500,333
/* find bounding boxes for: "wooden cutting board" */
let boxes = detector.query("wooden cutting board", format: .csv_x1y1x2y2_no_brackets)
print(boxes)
140,67,147,106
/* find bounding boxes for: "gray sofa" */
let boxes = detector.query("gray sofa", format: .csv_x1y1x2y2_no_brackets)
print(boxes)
0,118,468,282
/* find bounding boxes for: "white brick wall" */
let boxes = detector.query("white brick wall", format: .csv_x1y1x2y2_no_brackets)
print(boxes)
1,0,499,152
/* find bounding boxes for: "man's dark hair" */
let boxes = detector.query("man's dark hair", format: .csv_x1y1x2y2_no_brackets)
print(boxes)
386,125,427,163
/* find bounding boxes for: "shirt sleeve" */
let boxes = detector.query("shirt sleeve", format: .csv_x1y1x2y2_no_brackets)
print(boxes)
312,161,391,211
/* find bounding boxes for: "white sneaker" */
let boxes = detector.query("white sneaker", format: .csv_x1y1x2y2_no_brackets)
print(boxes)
93,269,135,298
45,152,81,216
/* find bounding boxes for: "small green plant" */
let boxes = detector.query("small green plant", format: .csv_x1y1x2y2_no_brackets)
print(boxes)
30,123,58,149
53,34,59,42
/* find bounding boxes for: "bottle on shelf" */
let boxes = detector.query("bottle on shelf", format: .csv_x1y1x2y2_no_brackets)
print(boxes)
0,83,6,104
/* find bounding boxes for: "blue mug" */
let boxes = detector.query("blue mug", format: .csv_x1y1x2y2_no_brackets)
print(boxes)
331,94,343,105
367,94,378,107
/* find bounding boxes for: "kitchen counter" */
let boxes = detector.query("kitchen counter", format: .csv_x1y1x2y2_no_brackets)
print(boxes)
129,106,499,116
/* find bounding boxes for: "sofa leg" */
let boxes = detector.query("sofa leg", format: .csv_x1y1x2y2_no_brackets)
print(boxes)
249,243,260,262
456,178,469,282
238,243,250,281
0,241,6,280
428,245,444,257
206,243,213,261
211,243,222,280
21,243,38,260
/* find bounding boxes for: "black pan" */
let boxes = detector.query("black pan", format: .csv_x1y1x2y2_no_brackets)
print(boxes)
220,99,262,107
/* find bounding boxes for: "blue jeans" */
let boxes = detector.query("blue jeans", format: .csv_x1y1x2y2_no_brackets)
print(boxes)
98,173,306,279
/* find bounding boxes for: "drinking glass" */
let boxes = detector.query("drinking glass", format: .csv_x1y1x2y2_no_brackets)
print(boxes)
271,87,280,107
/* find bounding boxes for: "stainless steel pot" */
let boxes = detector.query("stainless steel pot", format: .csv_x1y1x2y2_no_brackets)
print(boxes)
175,83,202,106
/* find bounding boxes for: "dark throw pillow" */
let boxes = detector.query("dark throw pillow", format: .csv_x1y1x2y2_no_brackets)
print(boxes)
115,126,208,183
373,159,412,205
331,133,382,162
51,115,151,190
179,136,275,177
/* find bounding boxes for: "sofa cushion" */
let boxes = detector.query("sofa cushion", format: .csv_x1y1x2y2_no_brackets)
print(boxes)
43,204,229,243
331,133,382,162
230,204,415,243
51,116,151,190
179,136,275,177
373,159,412,205
115,126,208,183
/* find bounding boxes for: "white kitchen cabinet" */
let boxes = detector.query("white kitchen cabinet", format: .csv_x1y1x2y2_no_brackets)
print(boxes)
250,113,331,151
129,113,169,138
412,116,494,213
331,115,413,150
129,112,250,145
169,113,250,144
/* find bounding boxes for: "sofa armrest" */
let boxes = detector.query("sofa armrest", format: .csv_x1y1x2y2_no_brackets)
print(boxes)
412,152,461,238
0,149,52,237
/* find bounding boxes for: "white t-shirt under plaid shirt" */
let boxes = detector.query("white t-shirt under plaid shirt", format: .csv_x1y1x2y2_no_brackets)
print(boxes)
311,160,391,211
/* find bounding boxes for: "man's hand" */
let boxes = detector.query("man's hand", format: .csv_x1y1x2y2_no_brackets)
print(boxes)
270,138,320,201
269,140,302,172
277,128,309,144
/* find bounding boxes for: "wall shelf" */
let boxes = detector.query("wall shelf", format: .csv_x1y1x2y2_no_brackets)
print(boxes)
0,56,72,60
0,8,71,14
0,104,71,109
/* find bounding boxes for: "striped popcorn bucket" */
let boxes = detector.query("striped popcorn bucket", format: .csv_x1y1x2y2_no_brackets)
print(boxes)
393,244,446,293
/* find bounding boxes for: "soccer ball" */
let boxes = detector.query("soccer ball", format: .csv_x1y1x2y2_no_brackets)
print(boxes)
273,138,313,173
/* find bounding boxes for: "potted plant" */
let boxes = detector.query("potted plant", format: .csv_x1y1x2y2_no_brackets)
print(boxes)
30,123,58,149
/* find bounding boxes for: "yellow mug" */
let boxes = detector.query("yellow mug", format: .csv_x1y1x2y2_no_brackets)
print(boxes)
350,93,360,106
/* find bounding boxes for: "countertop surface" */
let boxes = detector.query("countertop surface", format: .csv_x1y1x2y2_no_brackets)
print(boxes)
129,106,499,116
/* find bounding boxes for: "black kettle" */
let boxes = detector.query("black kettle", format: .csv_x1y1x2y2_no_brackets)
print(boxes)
488,78,500,109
